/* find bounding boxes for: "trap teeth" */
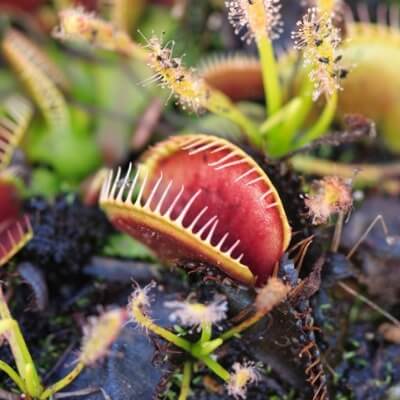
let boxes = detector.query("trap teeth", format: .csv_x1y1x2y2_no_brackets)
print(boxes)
0,216,33,267
100,134,291,286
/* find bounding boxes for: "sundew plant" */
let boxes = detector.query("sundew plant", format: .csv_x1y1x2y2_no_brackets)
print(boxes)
53,0,348,158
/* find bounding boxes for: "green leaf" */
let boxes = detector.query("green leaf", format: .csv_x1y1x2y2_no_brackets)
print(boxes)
28,168,61,198
103,233,156,261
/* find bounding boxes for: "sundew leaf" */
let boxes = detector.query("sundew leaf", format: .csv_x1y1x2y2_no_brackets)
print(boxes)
103,233,156,261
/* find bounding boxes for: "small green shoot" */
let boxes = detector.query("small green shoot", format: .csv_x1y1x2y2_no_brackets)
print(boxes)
128,278,290,399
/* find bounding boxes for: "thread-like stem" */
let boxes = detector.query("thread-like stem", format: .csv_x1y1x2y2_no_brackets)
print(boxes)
178,361,192,400
131,302,192,352
264,98,305,157
278,77,314,150
260,97,301,136
219,311,264,342
257,36,282,115
296,91,338,148
201,356,230,382
200,323,212,343
331,211,344,253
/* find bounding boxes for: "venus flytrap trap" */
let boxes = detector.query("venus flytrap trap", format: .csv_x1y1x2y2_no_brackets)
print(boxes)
2,29,70,133
100,134,291,286
128,278,290,399
0,216,33,267
0,285,126,400
0,95,34,267
1,29,101,180
0,95,34,171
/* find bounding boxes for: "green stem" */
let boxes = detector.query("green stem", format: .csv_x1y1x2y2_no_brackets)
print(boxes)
198,339,223,356
296,91,338,148
200,356,230,382
0,290,43,397
150,324,192,352
191,338,223,358
200,323,212,343
259,97,301,136
281,76,314,140
195,312,266,357
0,361,26,394
257,36,282,116
263,98,304,157
178,361,192,400
291,155,400,187
219,312,264,342
39,362,84,399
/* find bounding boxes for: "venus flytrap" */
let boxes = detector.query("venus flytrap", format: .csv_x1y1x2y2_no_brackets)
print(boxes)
2,30,70,134
0,286,125,399
0,95,34,267
1,29,101,180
